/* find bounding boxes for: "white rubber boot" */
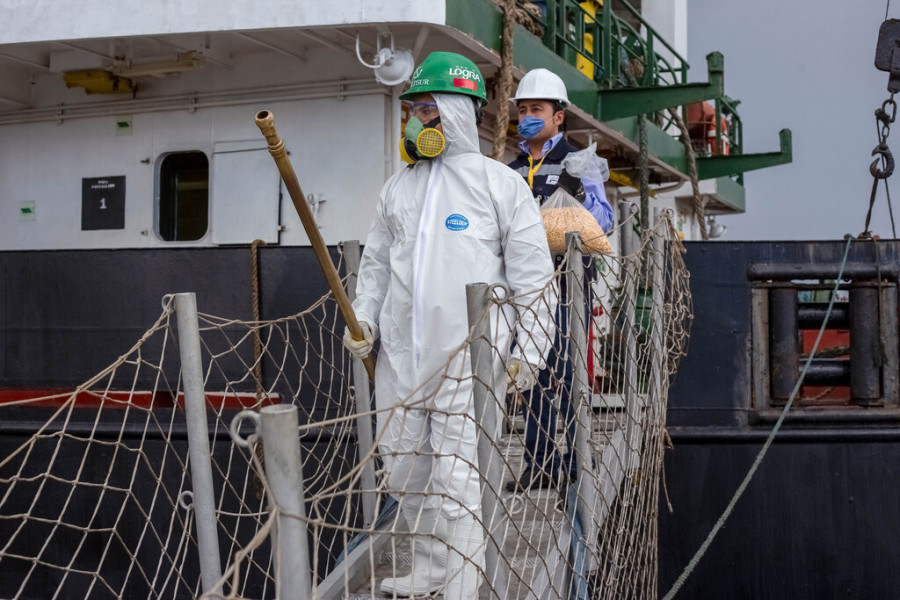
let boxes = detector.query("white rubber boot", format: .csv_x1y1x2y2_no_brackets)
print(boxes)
442,512,485,600
380,506,448,596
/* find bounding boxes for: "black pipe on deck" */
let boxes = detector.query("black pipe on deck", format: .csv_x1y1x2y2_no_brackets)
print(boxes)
798,303,849,329
850,283,882,400
769,285,799,400
748,262,900,281
803,359,851,386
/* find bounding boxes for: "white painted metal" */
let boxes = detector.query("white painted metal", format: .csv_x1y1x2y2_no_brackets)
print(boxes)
258,404,313,600
342,240,378,530
210,141,280,245
0,91,389,250
174,292,224,594
1,1,448,45
642,0,688,67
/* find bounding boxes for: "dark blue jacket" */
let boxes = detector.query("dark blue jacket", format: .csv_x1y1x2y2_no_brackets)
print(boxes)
507,138,580,206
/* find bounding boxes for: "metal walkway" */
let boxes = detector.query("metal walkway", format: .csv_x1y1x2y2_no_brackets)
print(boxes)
329,410,631,600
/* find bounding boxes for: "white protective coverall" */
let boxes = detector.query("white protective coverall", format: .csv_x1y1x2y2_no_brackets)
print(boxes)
353,93,556,518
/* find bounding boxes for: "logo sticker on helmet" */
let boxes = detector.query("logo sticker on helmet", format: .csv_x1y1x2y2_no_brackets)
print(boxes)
448,66,482,81
445,214,469,231
453,78,477,91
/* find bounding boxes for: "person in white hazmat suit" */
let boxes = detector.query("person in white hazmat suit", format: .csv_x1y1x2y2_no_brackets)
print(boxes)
342,51,556,599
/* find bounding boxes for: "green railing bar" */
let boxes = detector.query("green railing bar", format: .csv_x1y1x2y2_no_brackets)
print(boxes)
611,0,685,65
525,0,690,89
696,129,793,179
597,52,724,121
714,95,723,158
602,0,612,80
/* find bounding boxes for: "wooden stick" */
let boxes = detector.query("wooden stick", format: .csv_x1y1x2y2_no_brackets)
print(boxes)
255,110,376,382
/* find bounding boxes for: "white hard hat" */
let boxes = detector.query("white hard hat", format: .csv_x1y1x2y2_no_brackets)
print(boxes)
510,68,570,108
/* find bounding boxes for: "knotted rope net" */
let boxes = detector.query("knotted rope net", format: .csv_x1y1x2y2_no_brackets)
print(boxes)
0,214,690,600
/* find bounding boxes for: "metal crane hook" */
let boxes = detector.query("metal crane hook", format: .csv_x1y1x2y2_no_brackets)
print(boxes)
870,143,895,179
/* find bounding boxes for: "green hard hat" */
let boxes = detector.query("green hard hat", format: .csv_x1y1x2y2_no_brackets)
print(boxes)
400,51,488,106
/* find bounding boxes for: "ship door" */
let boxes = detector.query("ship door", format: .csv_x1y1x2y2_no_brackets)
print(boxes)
210,140,280,244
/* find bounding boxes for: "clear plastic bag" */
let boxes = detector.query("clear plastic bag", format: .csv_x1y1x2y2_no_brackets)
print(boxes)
561,142,609,182
540,187,613,255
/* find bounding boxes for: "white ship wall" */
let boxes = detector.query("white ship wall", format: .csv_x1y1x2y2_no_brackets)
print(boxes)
0,46,401,251
641,0,688,62
1,0,446,45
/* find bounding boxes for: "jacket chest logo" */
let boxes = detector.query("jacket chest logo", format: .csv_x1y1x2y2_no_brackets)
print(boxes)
445,213,469,231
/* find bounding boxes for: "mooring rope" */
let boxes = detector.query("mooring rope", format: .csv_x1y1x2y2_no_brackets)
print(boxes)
638,114,650,233
250,239,265,402
662,234,855,600
491,0,517,161
668,108,708,240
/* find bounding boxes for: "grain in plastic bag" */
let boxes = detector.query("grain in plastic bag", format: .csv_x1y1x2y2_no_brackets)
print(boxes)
540,186,613,255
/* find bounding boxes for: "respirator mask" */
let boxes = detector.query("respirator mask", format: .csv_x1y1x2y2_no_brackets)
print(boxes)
400,102,446,163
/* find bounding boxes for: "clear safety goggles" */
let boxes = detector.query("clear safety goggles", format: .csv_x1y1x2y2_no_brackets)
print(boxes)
407,101,439,121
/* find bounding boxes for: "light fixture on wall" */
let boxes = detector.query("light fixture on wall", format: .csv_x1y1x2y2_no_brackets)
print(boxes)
707,215,727,239
355,31,414,87
112,51,205,78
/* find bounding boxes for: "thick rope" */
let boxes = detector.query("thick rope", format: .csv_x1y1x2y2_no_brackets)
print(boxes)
669,108,708,240
250,238,267,501
638,114,650,232
662,234,855,600
491,0,517,161
250,239,265,402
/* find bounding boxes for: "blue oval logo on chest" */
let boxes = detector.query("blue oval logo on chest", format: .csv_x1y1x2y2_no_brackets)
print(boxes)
445,213,469,231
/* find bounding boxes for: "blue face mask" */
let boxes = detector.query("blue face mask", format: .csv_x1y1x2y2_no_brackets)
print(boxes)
517,115,546,139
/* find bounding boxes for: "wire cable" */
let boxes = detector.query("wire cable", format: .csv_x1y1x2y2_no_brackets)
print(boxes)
661,234,855,600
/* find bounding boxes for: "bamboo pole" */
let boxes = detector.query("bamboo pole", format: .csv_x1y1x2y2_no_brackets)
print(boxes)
255,110,376,382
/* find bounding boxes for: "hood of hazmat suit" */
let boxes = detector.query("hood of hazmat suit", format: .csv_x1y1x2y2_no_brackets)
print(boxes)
353,92,556,516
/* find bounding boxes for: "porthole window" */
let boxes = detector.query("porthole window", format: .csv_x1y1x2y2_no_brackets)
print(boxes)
157,151,209,241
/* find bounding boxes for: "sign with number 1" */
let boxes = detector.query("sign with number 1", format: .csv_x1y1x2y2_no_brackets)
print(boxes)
81,176,125,230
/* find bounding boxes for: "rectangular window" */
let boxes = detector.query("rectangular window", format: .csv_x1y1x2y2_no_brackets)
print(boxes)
158,151,209,241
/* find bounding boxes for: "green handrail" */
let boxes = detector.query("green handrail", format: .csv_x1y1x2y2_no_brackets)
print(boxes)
530,0,689,88
521,0,744,159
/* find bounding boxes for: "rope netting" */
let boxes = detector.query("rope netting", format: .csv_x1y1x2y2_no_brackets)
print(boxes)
0,214,690,600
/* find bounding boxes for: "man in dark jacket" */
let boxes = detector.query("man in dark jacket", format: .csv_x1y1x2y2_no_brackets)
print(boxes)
506,68,613,492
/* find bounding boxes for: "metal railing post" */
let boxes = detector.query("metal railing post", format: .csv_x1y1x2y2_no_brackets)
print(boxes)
714,97,724,155
601,0,613,85
259,404,313,599
649,210,667,420
543,0,558,51
173,292,223,595
465,282,509,597
619,201,640,257
618,203,641,473
565,233,599,578
342,240,377,529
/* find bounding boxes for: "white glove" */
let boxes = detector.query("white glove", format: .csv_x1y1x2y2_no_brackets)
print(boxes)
343,321,374,360
505,357,537,394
